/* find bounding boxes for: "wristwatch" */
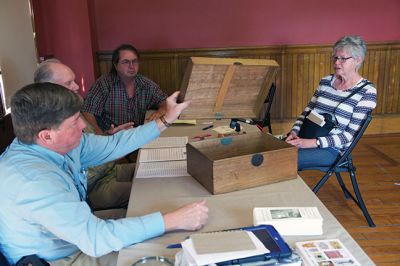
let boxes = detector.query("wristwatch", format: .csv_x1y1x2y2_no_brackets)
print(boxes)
316,138,321,148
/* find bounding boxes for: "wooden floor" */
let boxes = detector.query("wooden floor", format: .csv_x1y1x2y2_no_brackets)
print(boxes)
300,133,400,266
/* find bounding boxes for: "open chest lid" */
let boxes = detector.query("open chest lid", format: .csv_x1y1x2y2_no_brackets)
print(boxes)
178,57,279,119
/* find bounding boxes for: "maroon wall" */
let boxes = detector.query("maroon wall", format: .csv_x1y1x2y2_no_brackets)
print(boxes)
33,0,400,96
93,0,400,50
32,0,96,95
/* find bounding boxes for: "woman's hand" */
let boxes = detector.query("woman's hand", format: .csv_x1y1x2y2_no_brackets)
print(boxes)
285,131,298,141
286,137,318,149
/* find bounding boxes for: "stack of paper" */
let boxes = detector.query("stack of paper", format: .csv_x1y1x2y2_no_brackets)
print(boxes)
296,239,361,266
141,136,189,149
253,207,323,236
181,230,269,265
134,137,190,178
138,147,187,162
134,161,189,178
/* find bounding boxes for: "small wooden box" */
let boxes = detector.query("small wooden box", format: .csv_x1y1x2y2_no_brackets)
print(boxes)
186,132,297,194
179,57,297,194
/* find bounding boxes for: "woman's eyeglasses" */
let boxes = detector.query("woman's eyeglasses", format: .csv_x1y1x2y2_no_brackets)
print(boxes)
332,56,353,63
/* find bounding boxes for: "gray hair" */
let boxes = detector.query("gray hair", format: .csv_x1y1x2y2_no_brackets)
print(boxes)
33,58,61,83
333,35,367,70
11,82,82,144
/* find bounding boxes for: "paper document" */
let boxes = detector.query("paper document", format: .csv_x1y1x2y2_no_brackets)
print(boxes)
181,231,269,266
141,136,188,149
134,160,189,178
191,230,256,254
136,136,189,179
138,147,186,162
253,207,323,236
173,119,197,125
213,125,235,134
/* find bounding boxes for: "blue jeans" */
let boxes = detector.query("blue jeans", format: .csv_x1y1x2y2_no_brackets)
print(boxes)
298,148,340,171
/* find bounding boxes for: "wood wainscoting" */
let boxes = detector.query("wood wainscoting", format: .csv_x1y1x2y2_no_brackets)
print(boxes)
97,42,400,134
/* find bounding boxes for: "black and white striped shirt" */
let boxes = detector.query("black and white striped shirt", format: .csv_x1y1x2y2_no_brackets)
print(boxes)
292,75,377,151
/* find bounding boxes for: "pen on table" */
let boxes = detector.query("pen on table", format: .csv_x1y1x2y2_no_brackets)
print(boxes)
202,125,214,130
166,243,182,249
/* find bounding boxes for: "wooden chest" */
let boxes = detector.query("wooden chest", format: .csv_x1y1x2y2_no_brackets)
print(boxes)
179,57,297,194
186,132,297,194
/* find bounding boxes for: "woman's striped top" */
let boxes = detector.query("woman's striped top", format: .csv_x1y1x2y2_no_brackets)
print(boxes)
291,75,377,151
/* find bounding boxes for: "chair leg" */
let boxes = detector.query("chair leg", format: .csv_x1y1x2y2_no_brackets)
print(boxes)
335,172,351,199
312,171,334,193
348,169,376,227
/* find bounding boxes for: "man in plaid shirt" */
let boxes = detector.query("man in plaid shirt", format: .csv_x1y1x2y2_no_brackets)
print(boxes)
82,44,168,135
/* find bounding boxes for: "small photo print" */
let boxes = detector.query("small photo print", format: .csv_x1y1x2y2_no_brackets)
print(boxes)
317,241,329,250
271,209,301,219
332,259,359,266
329,240,342,249
318,261,334,266
324,250,344,259
312,251,327,262
302,242,317,248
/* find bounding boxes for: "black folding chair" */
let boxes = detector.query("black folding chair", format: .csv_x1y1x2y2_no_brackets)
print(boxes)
0,250,10,266
1,248,50,266
0,113,15,154
301,111,375,227
254,83,276,134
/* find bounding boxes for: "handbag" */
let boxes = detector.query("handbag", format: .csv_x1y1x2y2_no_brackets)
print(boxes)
298,112,336,139
298,81,371,139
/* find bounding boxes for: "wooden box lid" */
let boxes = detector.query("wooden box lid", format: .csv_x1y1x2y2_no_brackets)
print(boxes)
178,57,279,119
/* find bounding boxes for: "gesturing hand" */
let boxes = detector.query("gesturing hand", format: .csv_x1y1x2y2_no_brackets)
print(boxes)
106,122,135,135
163,200,208,232
162,91,191,123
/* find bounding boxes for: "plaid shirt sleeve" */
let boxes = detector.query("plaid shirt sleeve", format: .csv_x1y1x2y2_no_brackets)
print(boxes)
81,75,110,116
137,75,168,109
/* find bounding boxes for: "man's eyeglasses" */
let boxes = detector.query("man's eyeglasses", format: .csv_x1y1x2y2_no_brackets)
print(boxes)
119,59,139,66
332,56,353,63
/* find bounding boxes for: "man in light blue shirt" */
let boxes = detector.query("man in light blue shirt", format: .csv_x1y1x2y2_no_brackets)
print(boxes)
34,58,138,212
0,83,208,265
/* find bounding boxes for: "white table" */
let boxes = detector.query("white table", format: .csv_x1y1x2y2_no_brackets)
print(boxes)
117,120,375,266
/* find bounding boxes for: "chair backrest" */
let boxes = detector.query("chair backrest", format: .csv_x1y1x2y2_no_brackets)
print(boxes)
0,113,15,154
258,83,276,126
333,111,372,167
264,83,276,109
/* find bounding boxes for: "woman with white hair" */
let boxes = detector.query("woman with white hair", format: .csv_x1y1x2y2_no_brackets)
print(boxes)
286,35,377,170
